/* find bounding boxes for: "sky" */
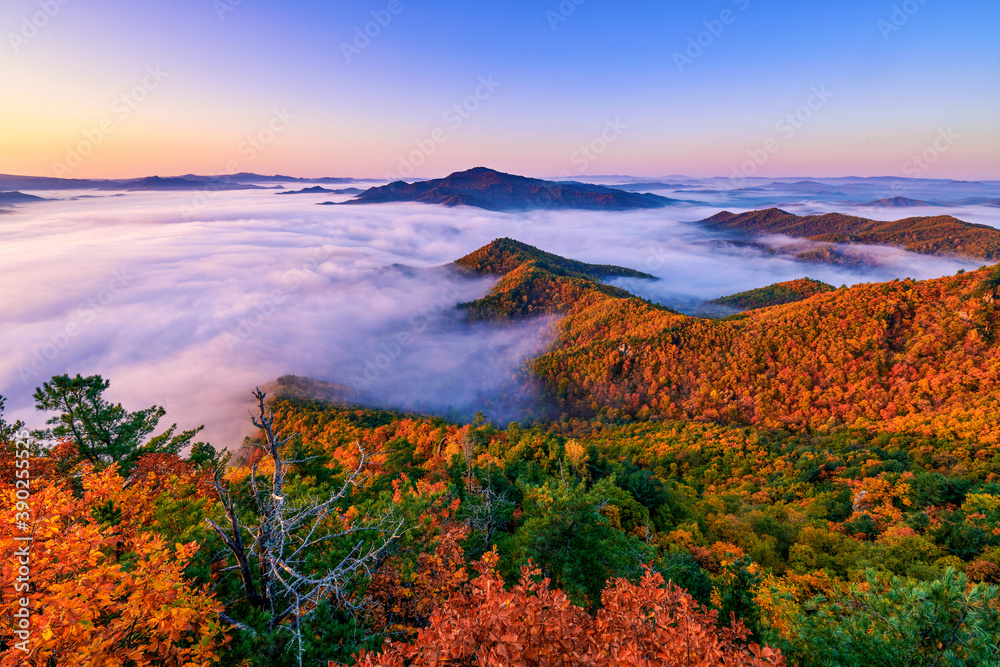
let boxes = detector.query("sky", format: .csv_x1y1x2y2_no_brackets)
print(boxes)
1,0,998,180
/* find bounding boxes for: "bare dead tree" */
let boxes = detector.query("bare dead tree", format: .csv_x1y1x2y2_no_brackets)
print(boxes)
206,388,404,665
457,430,512,552
461,429,475,481
463,469,512,552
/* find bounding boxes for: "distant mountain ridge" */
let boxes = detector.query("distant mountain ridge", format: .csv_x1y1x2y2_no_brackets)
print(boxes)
698,208,1000,260
278,186,363,195
612,181,688,191
179,172,363,184
344,167,686,211
0,172,369,191
860,196,936,207
114,176,272,191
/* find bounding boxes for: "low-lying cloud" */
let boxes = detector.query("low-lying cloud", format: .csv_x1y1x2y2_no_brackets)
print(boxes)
1,183,995,448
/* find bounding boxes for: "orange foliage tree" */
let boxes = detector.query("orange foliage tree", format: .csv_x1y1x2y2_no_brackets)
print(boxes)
364,524,471,639
0,465,225,667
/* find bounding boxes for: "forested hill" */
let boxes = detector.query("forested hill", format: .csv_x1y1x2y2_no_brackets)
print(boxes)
452,240,1000,450
5,242,1000,666
699,208,1000,259
533,261,1000,446
455,238,662,321
707,278,835,312
454,237,654,280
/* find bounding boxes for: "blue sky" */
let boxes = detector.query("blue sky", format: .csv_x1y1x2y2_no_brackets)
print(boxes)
1,0,997,178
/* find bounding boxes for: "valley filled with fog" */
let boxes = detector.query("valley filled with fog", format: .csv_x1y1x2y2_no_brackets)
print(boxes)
2,178,996,447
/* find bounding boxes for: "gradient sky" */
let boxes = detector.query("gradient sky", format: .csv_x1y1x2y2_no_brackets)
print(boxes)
1,0,998,180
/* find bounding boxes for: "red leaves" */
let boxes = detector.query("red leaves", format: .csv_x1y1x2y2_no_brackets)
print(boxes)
366,524,473,636
338,548,784,667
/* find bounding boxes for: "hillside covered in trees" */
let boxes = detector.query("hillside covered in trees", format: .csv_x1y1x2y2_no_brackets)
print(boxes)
707,278,835,312
455,238,662,321
698,208,1000,260
3,238,1000,666
532,259,1000,449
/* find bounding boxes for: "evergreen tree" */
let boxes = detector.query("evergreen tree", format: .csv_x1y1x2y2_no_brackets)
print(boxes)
32,374,204,474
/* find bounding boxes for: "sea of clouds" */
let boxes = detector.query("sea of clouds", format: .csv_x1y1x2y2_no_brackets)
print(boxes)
1,180,996,448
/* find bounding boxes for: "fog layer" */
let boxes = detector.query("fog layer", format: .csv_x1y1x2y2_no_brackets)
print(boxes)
1,182,995,446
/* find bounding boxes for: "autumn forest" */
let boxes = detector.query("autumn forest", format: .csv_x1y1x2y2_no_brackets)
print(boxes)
3,229,1000,666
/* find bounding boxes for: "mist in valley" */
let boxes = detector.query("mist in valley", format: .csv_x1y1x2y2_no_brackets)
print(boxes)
1,179,996,448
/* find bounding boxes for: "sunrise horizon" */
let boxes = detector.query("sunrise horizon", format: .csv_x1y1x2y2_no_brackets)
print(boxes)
3,2,1000,665
4,1,998,182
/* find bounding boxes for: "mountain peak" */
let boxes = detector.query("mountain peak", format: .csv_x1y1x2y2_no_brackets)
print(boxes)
453,238,660,321
343,168,681,211
453,166,506,177
454,238,654,280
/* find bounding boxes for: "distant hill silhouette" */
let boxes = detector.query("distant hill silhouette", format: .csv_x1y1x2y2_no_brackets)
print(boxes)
861,196,935,207
698,208,1000,260
759,181,847,196
180,173,363,185
0,172,368,191
612,181,687,191
0,174,115,190
0,191,48,203
344,167,684,211
278,186,363,195
114,176,271,191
